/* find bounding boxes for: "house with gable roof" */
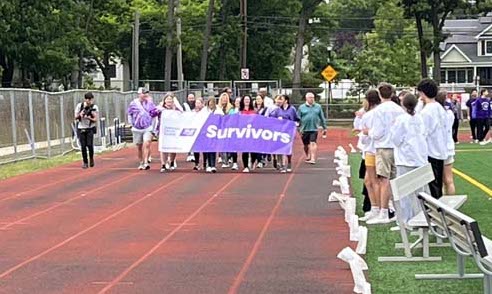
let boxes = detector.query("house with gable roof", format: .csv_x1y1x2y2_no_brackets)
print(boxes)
441,14,492,91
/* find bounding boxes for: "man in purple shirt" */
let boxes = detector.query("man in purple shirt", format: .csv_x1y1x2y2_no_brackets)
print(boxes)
127,88,158,170
269,95,299,172
476,89,491,145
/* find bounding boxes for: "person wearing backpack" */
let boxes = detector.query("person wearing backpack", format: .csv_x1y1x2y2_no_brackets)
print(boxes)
75,92,99,169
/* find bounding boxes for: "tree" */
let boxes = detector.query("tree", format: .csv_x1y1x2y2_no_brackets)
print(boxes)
292,0,323,91
199,0,215,81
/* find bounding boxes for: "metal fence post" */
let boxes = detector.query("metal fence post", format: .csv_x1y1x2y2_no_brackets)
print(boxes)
44,93,51,158
28,91,36,157
60,95,65,154
10,91,17,160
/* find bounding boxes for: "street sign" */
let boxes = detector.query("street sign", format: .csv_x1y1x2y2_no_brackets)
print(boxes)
241,68,249,80
321,65,337,82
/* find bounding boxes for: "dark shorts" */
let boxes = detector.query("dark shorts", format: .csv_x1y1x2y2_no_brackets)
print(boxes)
302,131,318,145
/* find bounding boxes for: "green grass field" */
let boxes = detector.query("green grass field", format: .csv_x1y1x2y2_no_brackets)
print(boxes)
349,142,492,294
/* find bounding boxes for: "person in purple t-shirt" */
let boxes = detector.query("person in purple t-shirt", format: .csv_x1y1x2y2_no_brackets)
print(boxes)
127,88,158,170
269,95,299,173
475,89,491,145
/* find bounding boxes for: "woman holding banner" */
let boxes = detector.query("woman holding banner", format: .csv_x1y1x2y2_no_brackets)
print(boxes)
240,95,259,173
204,97,224,173
269,95,299,173
192,97,206,171
155,93,182,173
219,93,234,168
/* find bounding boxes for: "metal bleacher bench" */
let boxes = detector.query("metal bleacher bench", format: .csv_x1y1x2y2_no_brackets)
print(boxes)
418,192,492,293
378,163,468,262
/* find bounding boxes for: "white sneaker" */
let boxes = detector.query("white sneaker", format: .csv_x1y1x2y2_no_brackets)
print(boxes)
221,163,230,168
231,163,238,170
367,214,392,225
359,211,378,222
160,166,166,173
138,163,145,170
474,140,479,144
211,167,217,173
186,155,194,162
206,167,212,173
218,157,223,163
242,167,250,173
165,162,171,170
480,141,488,146
257,162,264,169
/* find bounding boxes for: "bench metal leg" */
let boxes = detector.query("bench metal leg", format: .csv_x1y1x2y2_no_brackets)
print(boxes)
485,274,492,294
423,229,429,258
395,242,450,249
415,255,484,280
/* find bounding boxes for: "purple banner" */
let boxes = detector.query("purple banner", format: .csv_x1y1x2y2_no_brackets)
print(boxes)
192,114,296,155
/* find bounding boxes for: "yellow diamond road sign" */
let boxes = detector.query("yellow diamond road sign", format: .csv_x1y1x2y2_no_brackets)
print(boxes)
321,65,337,82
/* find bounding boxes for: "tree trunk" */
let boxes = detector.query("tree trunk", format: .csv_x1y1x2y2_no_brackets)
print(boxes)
431,4,441,84
0,51,14,88
292,10,308,93
199,0,215,81
164,0,175,91
95,52,111,90
218,0,229,80
415,13,428,78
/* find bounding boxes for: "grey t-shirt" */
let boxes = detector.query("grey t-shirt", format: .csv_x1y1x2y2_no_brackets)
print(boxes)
75,102,99,129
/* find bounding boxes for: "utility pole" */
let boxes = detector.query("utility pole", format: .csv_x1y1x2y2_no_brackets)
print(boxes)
240,0,247,69
176,0,183,90
132,11,140,90
164,0,175,91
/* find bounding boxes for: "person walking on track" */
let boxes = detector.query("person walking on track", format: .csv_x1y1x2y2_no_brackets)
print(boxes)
297,92,327,165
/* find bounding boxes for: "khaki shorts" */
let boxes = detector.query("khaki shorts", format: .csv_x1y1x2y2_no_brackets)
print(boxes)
444,155,455,165
376,148,396,179
132,130,153,145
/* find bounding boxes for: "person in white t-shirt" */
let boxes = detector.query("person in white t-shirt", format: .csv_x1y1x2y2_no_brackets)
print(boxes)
358,90,382,222
365,83,404,225
418,79,448,199
259,87,274,109
436,91,456,195
391,93,429,223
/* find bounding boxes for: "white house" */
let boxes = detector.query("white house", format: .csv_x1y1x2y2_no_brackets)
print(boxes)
441,15,492,91
86,57,131,91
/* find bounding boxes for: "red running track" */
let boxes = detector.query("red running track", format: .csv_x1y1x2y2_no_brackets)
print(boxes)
0,128,356,294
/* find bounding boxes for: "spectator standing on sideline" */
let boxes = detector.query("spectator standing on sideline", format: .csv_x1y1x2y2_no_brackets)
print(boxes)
75,92,99,169
418,79,448,199
297,92,327,165
436,91,457,195
477,89,491,145
467,90,478,143
366,83,403,224
127,88,157,170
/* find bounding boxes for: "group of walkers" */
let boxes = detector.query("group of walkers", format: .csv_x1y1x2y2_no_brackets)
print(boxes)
467,89,492,145
354,79,458,225
126,88,327,174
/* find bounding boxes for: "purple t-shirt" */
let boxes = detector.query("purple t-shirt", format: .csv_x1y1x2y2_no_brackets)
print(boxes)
269,105,299,122
474,97,491,119
127,98,157,130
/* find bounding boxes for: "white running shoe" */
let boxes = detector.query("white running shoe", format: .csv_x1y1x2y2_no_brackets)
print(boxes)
231,163,239,170
366,214,392,225
206,167,212,173
211,167,217,173
359,211,378,222
138,163,145,170
242,167,250,173
221,163,230,168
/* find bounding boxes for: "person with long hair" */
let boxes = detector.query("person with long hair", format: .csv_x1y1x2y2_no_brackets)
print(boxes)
390,93,429,223
192,97,206,171
218,93,234,168
226,97,241,170
204,97,224,173
436,91,456,195
269,95,299,173
239,95,257,173
155,93,181,173
359,90,382,222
